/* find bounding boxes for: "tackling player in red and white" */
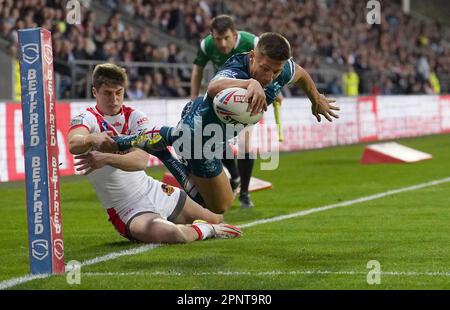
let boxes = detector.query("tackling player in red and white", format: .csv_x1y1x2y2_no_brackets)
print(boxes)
67,63,242,243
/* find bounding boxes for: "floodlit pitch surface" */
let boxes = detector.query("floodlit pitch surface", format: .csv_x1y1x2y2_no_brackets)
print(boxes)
1,134,449,290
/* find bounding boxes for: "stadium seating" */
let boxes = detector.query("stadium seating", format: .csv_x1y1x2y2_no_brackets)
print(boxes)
0,0,448,99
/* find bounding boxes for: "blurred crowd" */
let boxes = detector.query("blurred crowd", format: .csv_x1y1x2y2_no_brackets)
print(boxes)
102,0,218,43
0,0,191,98
1,0,449,99
227,0,449,95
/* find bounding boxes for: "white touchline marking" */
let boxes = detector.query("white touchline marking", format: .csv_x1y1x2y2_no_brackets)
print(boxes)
0,245,161,290
81,270,450,277
240,176,450,229
0,274,50,291
1,176,450,290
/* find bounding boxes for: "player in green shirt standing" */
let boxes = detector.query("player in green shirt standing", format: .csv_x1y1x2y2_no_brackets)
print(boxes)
190,15,260,209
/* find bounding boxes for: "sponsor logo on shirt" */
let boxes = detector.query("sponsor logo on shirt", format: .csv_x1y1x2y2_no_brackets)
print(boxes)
161,183,175,196
216,69,238,79
137,116,149,126
70,114,86,127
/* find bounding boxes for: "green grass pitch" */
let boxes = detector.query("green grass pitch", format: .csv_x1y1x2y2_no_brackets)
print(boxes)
1,134,449,289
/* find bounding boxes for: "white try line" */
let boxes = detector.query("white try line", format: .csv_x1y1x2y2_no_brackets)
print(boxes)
1,176,450,290
81,270,450,277
0,244,160,290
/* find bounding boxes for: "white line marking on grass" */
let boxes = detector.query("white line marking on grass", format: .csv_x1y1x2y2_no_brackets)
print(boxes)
1,176,450,290
0,244,160,290
240,176,450,229
0,274,50,290
82,270,450,277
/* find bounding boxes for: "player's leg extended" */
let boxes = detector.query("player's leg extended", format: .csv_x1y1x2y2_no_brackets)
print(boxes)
190,169,234,214
128,213,197,243
114,126,175,151
115,130,205,205
173,196,242,240
116,132,233,212
237,126,255,208
154,148,204,205
128,200,241,243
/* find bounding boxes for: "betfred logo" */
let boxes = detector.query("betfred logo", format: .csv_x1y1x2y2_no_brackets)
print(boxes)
233,95,245,103
44,44,53,64
53,239,64,260
31,239,49,261
22,43,39,64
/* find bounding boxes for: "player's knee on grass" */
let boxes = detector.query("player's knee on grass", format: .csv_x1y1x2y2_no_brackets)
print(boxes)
129,214,188,244
150,223,189,244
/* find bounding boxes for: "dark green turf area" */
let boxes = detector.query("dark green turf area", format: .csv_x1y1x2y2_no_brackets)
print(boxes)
1,135,449,289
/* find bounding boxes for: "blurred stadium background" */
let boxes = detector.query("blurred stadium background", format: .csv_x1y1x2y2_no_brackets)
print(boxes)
0,0,449,99
0,0,449,290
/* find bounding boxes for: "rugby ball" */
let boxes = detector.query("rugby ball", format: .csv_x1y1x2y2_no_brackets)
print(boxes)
213,87,263,126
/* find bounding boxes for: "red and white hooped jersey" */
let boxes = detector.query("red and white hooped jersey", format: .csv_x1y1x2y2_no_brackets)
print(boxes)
69,104,154,211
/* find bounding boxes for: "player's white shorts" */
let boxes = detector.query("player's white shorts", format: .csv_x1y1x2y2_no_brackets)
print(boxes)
106,180,187,240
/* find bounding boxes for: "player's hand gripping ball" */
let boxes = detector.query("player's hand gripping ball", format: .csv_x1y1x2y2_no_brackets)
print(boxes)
213,87,263,126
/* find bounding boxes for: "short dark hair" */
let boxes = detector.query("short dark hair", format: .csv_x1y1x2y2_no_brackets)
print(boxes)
256,32,291,61
92,63,128,89
211,15,235,33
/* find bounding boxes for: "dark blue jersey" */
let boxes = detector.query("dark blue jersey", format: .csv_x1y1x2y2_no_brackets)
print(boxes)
170,54,299,178
175,53,297,150
211,53,297,105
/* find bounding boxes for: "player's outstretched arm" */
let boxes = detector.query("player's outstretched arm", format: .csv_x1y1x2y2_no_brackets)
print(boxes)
74,148,149,175
293,64,340,122
207,77,255,98
68,127,117,155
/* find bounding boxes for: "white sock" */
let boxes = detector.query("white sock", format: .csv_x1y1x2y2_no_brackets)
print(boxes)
192,222,215,240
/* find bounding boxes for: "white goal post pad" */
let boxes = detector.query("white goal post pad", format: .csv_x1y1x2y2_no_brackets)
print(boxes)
361,142,432,164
